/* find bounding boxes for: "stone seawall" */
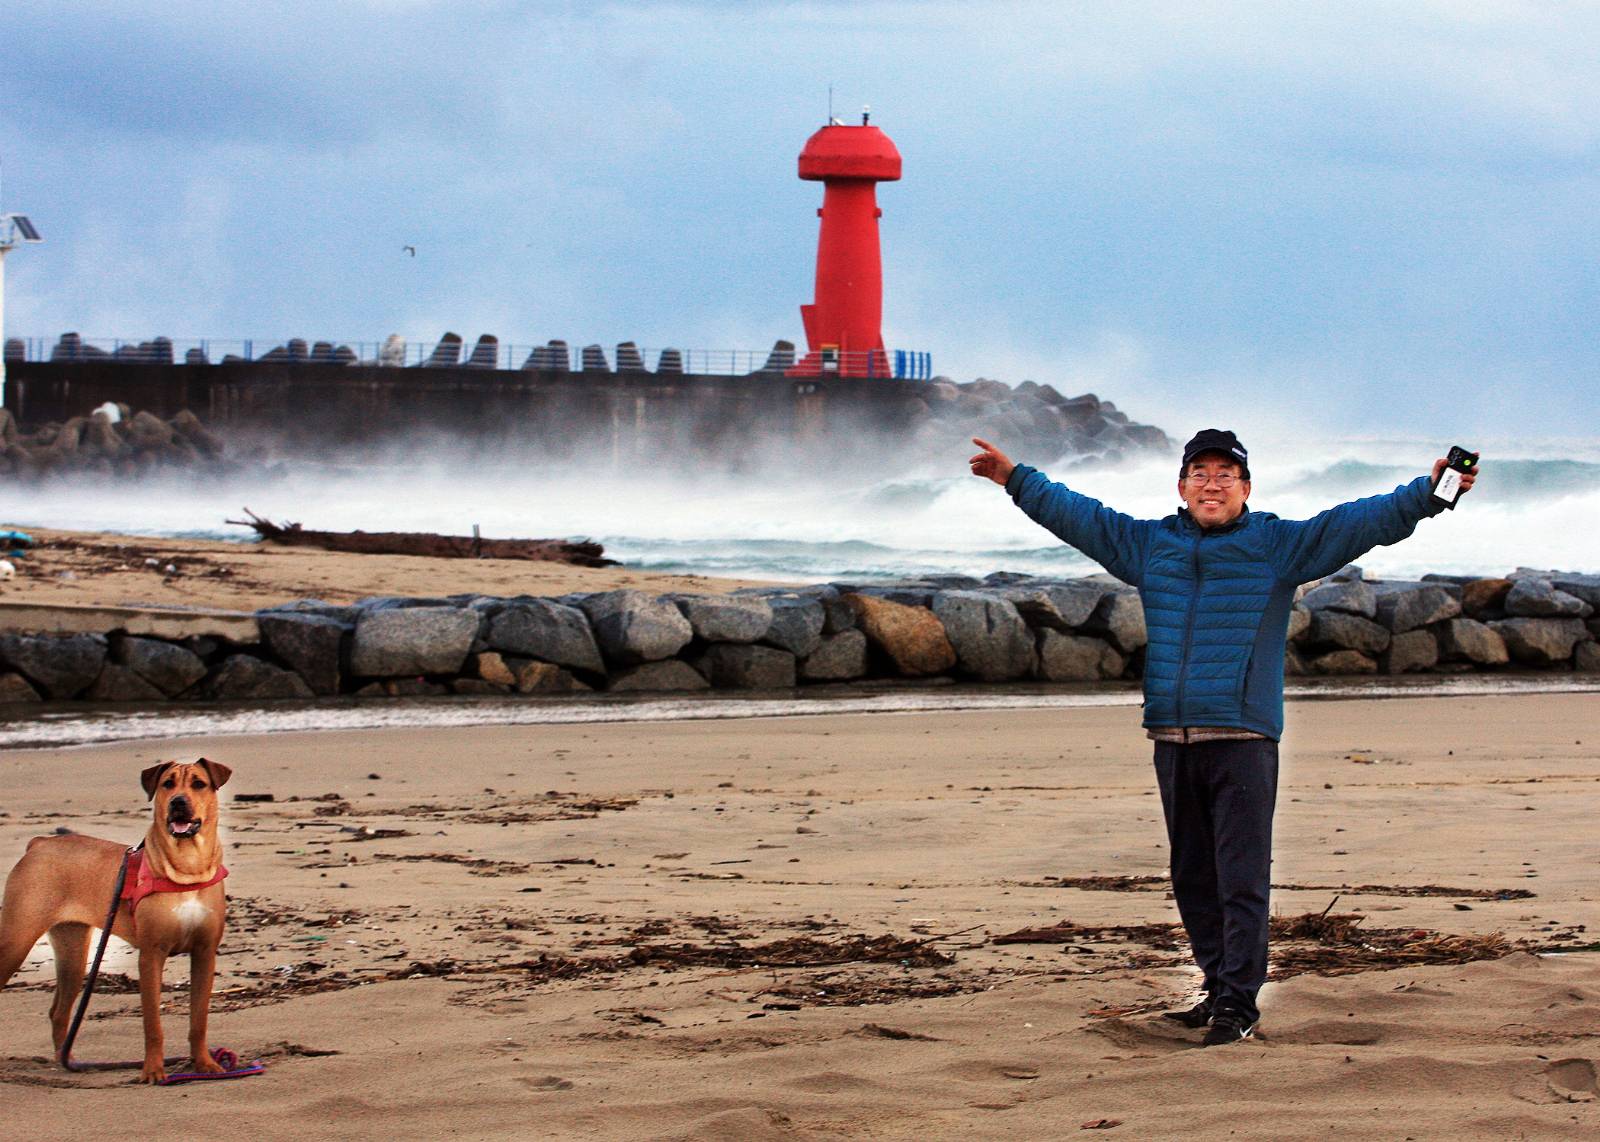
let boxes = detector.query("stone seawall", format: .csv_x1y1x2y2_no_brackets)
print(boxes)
2,568,1595,706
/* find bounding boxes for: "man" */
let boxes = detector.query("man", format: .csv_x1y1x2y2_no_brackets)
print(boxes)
968,429,1476,1046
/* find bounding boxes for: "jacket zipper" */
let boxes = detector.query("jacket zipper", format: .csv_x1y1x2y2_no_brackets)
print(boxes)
1173,529,1204,725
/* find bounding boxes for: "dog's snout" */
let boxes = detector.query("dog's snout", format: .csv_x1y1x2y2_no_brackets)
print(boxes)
168,796,193,821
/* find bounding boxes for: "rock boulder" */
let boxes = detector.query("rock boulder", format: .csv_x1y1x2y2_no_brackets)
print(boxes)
350,606,478,677
696,644,796,689
202,655,315,700
844,594,956,677
1435,618,1509,665
113,636,208,696
578,590,693,665
1373,584,1461,633
932,591,1033,681
487,600,604,673
670,595,773,644
1035,631,1123,681
259,612,346,695
0,633,108,698
1489,618,1590,665
761,598,826,658
799,630,868,681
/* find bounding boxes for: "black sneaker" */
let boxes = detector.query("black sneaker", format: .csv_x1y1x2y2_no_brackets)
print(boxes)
1160,995,1214,1029
1201,1006,1258,1047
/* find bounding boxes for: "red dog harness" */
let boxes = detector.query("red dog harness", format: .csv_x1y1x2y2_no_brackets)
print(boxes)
120,848,228,934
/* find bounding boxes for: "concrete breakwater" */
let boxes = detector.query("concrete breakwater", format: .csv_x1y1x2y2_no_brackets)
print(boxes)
1,568,1595,707
0,404,233,480
4,354,1170,471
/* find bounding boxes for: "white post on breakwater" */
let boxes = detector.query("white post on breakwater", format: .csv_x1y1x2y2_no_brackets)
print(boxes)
0,165,46,406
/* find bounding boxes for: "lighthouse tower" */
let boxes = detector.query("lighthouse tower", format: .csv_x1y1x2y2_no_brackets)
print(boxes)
793,112,901,377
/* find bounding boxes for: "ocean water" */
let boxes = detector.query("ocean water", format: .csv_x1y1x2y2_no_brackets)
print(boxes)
6,431,1598,583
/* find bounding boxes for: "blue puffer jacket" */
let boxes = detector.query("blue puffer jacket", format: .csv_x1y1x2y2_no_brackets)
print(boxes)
1005,466,1444,740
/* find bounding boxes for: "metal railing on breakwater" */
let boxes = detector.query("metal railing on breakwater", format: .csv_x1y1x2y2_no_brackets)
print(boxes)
4,335,933,380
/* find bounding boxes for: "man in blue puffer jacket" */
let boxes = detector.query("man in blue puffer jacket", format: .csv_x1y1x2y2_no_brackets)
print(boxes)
969,429,1476,1046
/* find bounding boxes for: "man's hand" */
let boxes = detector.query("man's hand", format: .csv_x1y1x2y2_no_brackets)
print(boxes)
969,438,1016,486
1431,457,1478,495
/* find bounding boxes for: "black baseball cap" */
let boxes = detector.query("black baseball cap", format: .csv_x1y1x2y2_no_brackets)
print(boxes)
1181,429,1250,478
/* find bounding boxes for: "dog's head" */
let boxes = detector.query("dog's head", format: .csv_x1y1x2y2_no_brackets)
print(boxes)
140,758,232,843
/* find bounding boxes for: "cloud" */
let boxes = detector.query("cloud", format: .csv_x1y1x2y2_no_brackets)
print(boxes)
0,1,1594,435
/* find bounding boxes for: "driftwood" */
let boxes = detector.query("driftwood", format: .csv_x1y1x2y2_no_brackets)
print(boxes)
228,508,616,567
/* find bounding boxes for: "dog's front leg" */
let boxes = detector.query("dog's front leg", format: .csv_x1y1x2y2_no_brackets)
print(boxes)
187,943,223,1073
138,946,169,1083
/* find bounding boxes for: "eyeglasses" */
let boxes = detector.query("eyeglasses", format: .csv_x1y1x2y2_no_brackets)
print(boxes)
1184,473,1242,488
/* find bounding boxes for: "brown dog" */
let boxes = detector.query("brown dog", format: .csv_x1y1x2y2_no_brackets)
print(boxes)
0,758,232,1082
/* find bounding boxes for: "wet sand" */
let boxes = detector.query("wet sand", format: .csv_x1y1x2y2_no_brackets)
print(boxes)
2,693,1597,1137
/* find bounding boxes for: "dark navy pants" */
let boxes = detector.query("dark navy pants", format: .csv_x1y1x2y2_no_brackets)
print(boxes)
1152,738,1278,1024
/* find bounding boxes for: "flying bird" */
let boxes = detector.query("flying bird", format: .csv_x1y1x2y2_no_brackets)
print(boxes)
402,245,416,257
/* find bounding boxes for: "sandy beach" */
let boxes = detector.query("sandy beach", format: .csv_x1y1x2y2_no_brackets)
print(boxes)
2,692,1597,1138
1,527,779,612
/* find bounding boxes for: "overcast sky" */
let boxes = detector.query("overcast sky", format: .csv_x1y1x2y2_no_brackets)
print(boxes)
2,1,1594,438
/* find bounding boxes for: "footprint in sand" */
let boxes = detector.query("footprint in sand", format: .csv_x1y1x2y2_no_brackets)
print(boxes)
936,1059,1044,1082
1543,1058,1598,1103
519,1075,574,1091
1083,1017,1193,1053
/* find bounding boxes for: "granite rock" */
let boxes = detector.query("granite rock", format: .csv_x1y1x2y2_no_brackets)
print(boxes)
1373,584,1461,633
1308,611,1391,655
1460,578,1513,620
696,644,797,689
1286,605,1312,643
670,594,773,644
1035,631,1124,681
350,606,478,677
1504,578,1593,619
932,591,1033,681
1300,579,1378,618
799,630,868,681
512,660,589,693
113,636,208,696
1307,649,1378,675
474,651,517,686
1380,629,1439,674
1080,591,1147,654
1489,618,1590,665
487,600,605,673
86,664,167,702
844,594,956,677
1574,640,1600,673
761,597,826,658
259,612,346,695
1435,618,1509,665
607,660,710,692
0,633,108,698
578,590,693,665
998,582,1105,631
202,654,315,700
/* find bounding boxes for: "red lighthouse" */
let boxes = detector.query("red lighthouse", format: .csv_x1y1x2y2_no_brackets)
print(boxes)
794,113,902,377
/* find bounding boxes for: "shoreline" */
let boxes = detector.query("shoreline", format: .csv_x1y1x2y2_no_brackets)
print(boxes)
4,673,1597,750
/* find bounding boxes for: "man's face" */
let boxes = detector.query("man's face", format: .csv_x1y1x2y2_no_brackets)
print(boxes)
1179,451,1251,528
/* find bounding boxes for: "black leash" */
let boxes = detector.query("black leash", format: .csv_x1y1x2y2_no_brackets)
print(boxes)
58,843,141,1072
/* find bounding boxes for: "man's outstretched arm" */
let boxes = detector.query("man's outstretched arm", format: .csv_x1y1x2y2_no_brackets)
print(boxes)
1267,456,1479,585
970,437,1154,586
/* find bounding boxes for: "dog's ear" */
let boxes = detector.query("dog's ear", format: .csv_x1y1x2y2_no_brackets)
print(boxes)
140,762,175,800
197,757,232,790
